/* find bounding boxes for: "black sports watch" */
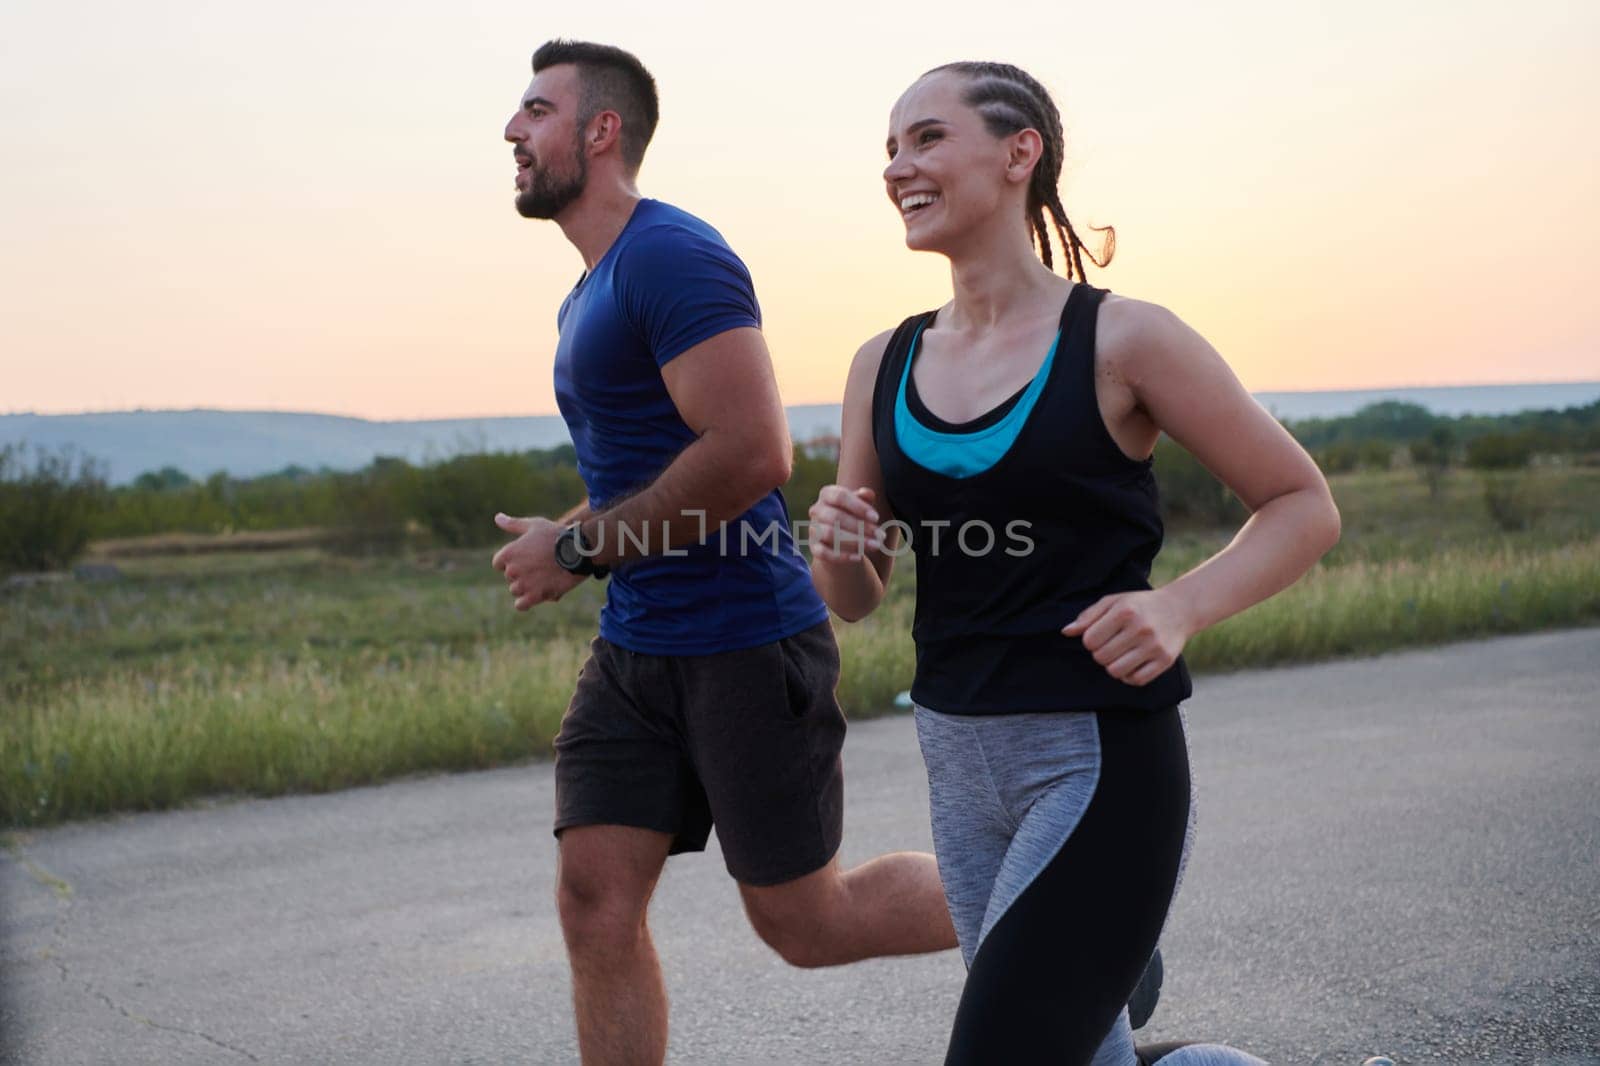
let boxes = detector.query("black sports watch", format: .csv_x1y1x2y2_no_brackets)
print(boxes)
554,524,609,579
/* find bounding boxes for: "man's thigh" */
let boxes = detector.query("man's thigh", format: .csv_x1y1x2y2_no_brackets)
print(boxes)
557,824,675,917
677,621,847,887
554,637,714,855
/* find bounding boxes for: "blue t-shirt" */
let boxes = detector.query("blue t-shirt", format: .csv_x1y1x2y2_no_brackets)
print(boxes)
552,199,827,655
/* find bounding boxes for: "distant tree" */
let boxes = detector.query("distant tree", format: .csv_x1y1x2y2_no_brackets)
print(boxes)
131,466,194,492
0,444,109,573
782,445,838,551
329,456,417,552
1316,441,1361,475
528,443,579,469
1357,439,1394,471
1288,401,1440,449
1312,437,1391,475
1409,425,1455,497
412,452,584,548
1465,432,1535,471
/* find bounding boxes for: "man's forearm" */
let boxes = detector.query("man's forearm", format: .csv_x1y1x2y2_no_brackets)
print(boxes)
556,500,594,526
577,431,786,567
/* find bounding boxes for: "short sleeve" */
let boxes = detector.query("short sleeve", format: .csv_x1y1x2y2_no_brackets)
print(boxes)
612,224,763,368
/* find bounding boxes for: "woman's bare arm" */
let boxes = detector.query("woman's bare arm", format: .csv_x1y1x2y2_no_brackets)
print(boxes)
809,329,903,622
1064,298,1341,685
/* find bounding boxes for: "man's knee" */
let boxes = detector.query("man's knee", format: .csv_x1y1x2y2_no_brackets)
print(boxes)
741,866,846,969
746,905,835,968
556,866,649,957
555,827,669,959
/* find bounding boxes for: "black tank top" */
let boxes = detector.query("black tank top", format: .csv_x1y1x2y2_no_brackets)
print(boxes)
871,283,1192,715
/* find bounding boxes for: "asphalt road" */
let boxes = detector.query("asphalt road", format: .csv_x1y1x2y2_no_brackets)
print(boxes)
3,629,1597,1065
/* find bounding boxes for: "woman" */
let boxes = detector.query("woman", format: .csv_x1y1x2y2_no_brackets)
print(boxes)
808,61,1350,1065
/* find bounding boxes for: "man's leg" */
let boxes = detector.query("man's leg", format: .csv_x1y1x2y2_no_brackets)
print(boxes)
672,621,957,966
738,852,956,968
556,825,675,1066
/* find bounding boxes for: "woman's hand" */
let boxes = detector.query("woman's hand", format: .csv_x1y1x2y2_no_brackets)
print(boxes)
1062,588,1194,687
808,485,883,564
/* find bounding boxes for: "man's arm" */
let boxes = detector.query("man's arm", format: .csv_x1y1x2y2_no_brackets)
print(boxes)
555,500,593,526
488,502,593,612
576,325,791,567
490,325,788,609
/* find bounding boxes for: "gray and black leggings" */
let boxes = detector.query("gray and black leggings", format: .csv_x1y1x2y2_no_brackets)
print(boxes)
915,704,1264,1066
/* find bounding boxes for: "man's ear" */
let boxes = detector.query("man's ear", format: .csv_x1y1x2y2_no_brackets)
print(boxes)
586,110,623,157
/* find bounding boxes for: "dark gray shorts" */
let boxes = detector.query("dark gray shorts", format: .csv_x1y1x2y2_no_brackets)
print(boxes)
552,620,847,886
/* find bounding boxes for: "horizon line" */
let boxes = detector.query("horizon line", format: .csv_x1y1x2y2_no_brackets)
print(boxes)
6,378,1600,423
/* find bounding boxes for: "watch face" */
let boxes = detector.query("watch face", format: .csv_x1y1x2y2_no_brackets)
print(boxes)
555,530,583,570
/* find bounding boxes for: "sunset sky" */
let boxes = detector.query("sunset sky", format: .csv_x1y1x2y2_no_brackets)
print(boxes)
3,0,1596,419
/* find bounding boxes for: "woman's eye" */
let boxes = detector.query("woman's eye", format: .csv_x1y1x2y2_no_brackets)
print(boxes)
919,130,941,145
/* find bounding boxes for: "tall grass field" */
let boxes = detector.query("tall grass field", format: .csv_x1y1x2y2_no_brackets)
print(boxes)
4,465,1598,827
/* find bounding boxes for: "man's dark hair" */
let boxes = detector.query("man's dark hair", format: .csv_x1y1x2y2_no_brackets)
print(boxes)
532,39,659,171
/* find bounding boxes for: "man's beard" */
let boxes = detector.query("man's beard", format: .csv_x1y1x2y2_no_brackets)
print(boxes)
516,144,588,220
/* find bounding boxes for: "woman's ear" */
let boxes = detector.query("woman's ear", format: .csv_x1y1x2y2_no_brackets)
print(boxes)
1007,128,1044,185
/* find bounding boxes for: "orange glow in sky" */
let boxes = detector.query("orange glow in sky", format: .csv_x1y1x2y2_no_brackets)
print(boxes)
2,0,1596,418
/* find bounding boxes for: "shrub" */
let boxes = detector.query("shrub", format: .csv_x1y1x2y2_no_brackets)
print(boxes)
411,452,586,548
783,444,837,543
1287,401,1439,450
1317,441,1362,475
0,444,109,573
1466,432,1535,470
1481,473,1550,532
1409,426,1455,497
1153,438,1246,528
131,466,194,492
1358,439,1395,471
1316,439,1390,474
328,456,418,553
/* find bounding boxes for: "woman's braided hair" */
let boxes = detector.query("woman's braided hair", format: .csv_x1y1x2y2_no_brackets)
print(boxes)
926,61,1114,281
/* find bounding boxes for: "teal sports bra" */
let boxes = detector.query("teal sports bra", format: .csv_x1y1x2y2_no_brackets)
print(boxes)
894,316,1063,479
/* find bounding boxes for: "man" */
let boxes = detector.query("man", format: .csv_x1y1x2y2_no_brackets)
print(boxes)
493,40,956,1065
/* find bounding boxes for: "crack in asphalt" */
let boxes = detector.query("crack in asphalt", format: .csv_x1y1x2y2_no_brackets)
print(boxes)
85,988,261,1063
4,840,261,1063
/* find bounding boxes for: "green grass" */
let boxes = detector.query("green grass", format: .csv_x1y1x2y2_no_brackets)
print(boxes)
5,640,585,826
1185,540,1600,670
2,548,608,699
3,464,1597,827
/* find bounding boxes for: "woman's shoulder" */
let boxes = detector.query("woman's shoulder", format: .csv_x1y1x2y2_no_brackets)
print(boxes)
847,310,934,391
842,328,900,413
1096,291,1185,348
850,327,897,374
1094,291,1207,384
